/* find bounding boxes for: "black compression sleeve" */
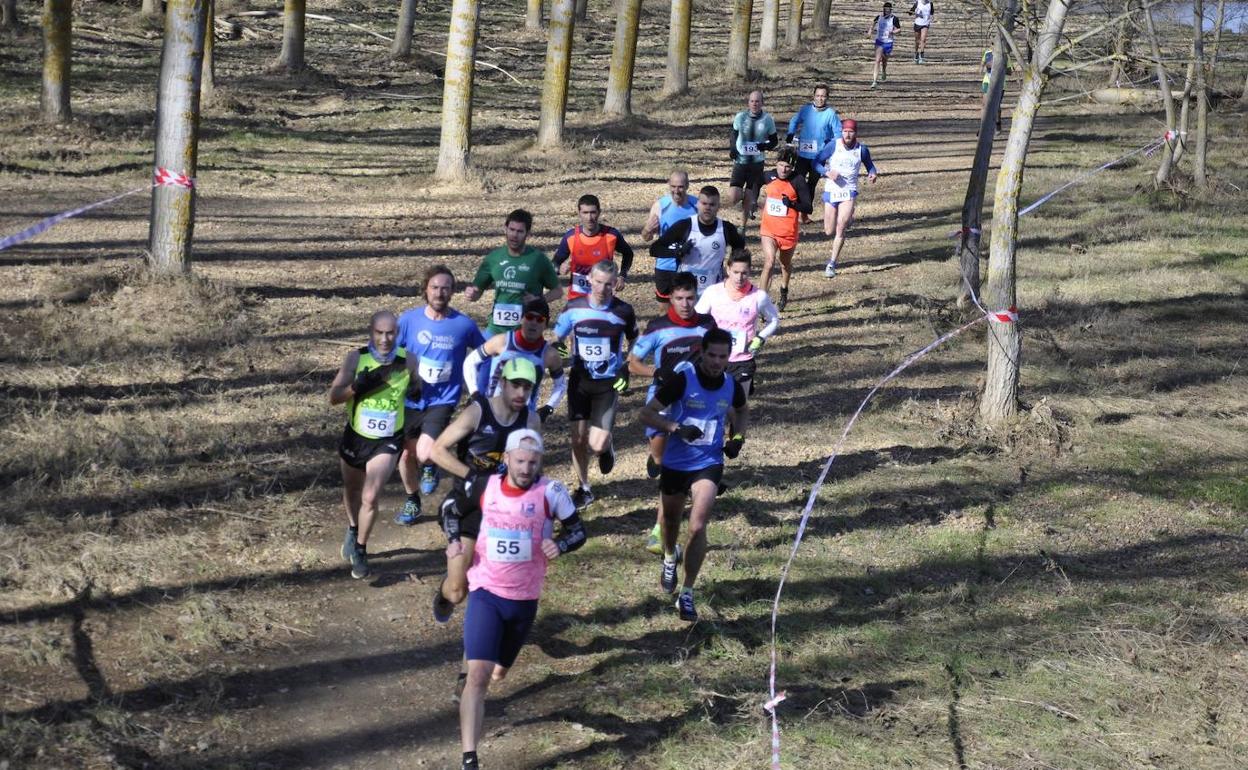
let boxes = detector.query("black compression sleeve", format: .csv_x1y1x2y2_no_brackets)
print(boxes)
653,367,687,405
732,381,747,409
791,176,814,215
555,512,587,554
615,231,635,275
649,219,691,258
722,221,747,251
762,132,779,151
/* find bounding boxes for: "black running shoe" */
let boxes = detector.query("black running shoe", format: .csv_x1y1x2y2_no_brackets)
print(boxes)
675,591,698,622
572,486,594,511
778,287,789,311
598,441,615,475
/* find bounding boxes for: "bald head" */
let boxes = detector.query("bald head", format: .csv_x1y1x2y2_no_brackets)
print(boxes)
747,90,764,114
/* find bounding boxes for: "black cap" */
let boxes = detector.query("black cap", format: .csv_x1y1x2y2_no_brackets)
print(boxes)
522,296,550,319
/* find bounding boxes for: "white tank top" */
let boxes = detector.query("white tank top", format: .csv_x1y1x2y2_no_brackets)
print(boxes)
681,215,726,295
913,1,932,26
829,141,866,192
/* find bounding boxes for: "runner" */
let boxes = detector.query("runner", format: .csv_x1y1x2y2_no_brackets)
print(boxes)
726,90,778,228
909,0,934,63
648,185,746,298
627,271,717,553
814,119,878,278
462,296,566,418
869,2,902,89
464,209,562,335
757,148,813,310
552,193,634,299
453,429,586,770
328,311,415,579
785,84,842,221
695,249,781,402
394,265,485,526
639,328,748,622
430,358,542,626
552,260,639,510
640,171,698,303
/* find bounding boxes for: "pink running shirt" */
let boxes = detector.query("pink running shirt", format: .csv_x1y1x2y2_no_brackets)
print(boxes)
467,474,576,601
695,282,777,363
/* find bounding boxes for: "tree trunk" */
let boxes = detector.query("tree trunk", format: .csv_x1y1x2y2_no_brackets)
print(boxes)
956,0,1018,308
526,0,543,30
1142,1,1177,186
663,0,691,96
574,0,587,22
1241,66,1248,102
1172,59,1194,164
278,0,305,72
980,0,1073,427
1106,2,1134,86
201,0,215,98
811,0,832,37
785,0,803,48
603,0,641,115
434,0,480,181
149,0,208,275
1208,0,1224,90
1192,0,1207,187
759,0,779,54
727,0,753,78
393,0,418,59
537,0,575,147
2,0,20,27
41,0,72,124
142,0,162,16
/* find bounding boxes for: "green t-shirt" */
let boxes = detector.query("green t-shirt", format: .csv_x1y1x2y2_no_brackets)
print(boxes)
473,245,558,333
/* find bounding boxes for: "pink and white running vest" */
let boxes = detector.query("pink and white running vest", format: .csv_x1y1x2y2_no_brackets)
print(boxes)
697,282,767,363
467,475,557,601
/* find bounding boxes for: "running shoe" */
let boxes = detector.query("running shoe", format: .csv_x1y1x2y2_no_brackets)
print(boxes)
823,262,837,278
919,54,926,63
394,496,421,526
341,527,357,561
572,486,594,511
869,80,878,89
676,590,698,622
350,547,371,580
660,545,683,594
461,753,480,770
913,54,920,63
778,287,789,312
433,589,455,624
880,72,887,81
598,441,615,475
645,523,663,555
646,455,661,480
420,464,439,496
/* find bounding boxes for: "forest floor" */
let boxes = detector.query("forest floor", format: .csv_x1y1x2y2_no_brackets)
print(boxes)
2,1,1247,768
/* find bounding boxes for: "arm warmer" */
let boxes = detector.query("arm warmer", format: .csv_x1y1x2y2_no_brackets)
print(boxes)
757,294,782,339
462,346,488,396
545,369,567,410
555,511,588,554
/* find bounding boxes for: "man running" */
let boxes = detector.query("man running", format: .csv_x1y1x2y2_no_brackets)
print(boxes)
869,2,902,88
329,311,415,579
695,250,780,401
909,0,933,63
627,271,717,553
553,194,634,299
758,148,813,310
454,428,586,770
640,171,698,303
726,91,778,228
462,297,566,419
394,266,485,526
648,185,746,298
553,260,638,510
785,84,842,220
465,209,562,335
639,328,748,622
430,358,542,625
814,119,878,278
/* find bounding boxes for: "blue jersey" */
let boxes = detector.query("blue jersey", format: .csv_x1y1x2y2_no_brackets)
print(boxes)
787,104,842,160
477,331,549,410
553,296,639,381
631,311,716,401
396,307,484,409
656,362,744,472
655,194,698,271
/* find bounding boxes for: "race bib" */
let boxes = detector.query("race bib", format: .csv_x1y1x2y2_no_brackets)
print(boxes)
492,303,522,327
577,336,610,363
741,141,759,156
799,140,818,154
825,186,854,202
689,268,716,294
418,356,451,384
680,416,718,447
765,197,788,217
730,329,748,355
486,527,533,563
356,407,397,438
571,271,592,295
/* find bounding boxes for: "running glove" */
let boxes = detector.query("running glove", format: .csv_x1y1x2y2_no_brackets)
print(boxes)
723,433,745,459
352,367,386,396
673,424,704,442
785,133,795,144
781,195,795,209
555,340,570,359
729,148,740,161
675,239,695,259
538,405,555,422
748,337,765,354
612,373,629,394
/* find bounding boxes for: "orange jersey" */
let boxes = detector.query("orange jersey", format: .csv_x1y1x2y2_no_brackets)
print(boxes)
759,177,800,244
556,225,633,298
